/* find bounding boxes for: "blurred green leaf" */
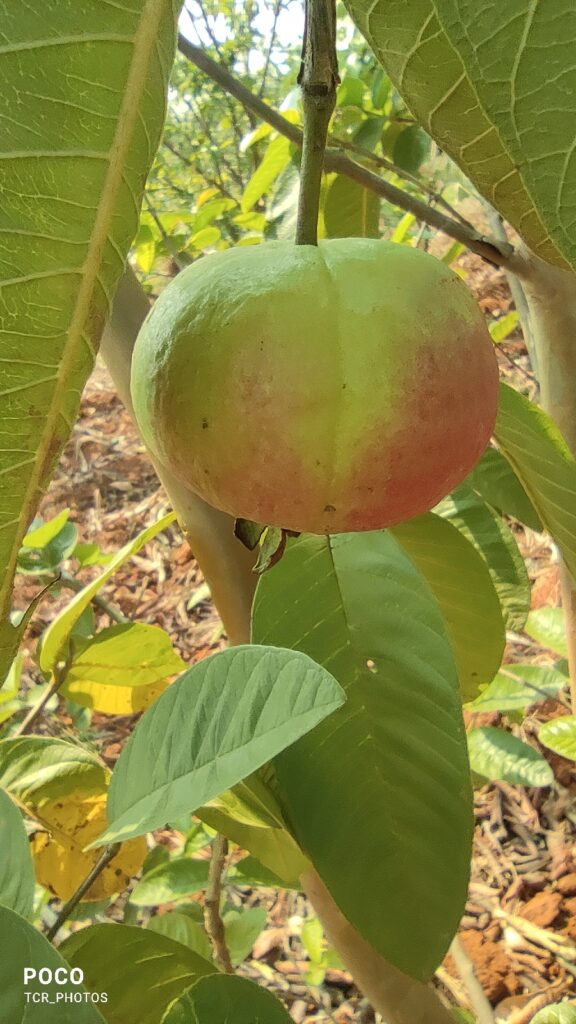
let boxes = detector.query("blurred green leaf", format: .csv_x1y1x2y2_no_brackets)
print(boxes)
468,727,553,787
525,609,568,658
539,716,576,762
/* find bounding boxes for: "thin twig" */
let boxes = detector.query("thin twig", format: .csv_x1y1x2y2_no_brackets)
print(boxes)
45,844,121,941
15,645,75,737
449,935,496,1024
177,37,528,275
204,834,234,973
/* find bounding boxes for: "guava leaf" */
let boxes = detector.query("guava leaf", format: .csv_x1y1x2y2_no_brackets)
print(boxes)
0,790,35,919
130,859,210,906
494,384,576,581
252,532,472,980
392,512,505,699
466,447,542,532
344,0,574,268
30,792,146,902
161,974,293,1024
61,623,185,714
324,175,381,238
0,1,181,682
60,924,213,1024
98,646,345,844
539,716,576,762
469,664,568,713
525,608,568,658
0,905,106,1023
468,726,553,787
435,484,531,631
0,736,107,805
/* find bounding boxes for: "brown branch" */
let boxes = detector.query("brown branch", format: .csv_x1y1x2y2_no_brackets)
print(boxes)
177,36,528,274
204,833,234,973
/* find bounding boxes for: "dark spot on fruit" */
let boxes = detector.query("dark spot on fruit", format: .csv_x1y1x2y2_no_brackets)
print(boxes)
324,504,336,513
201,417,209,429
115,867,123,876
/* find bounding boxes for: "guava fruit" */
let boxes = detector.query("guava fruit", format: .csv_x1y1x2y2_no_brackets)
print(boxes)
131,239,498,534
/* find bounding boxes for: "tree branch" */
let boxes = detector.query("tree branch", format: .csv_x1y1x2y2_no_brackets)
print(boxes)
177,37,528,274
204,833,234,973
295,0,339,245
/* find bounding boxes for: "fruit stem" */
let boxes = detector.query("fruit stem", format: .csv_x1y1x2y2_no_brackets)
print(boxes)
295,0,339,246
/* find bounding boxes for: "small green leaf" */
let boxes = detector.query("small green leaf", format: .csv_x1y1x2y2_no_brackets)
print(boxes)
470,665,568,713
40,512,176,673
494,384,576,579
18,522,78,576
324,174,380,238
161,974,293,1024
532,1004,576,1024
539,717,576,762
60,924,213,1024
229,854,299,890
0,790,34,919
489,311,519,343
0,907,106,1022
21,511,70,550
130,859,210,906
98,646,345,844
393,125,430,173
241,135,292,212
392,513,505,698
525,609,568,658
224,906,267,965
337,74,365,108
468,727,553,787
466,447,542,532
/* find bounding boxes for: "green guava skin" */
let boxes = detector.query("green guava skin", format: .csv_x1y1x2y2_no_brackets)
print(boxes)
131,239,499,534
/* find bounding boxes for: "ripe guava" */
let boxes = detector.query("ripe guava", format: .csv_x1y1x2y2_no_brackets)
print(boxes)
131,239,498,534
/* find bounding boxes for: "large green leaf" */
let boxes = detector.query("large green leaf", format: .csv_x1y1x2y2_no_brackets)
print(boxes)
468,727,553,787
0,789,34,918
344,0,573,268
60,924,213,1024
465,448,542,532
0,905,105,1023
0,2,181,679
161,974,293,1024
0,736,107,804
494,384,576,581
98,646,345,845
252,532,472,980
323,174,380,238
435,485,531,631
392,513,505,699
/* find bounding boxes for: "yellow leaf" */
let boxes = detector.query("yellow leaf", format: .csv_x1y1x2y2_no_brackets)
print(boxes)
62,676,170,715
31,793,146,901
